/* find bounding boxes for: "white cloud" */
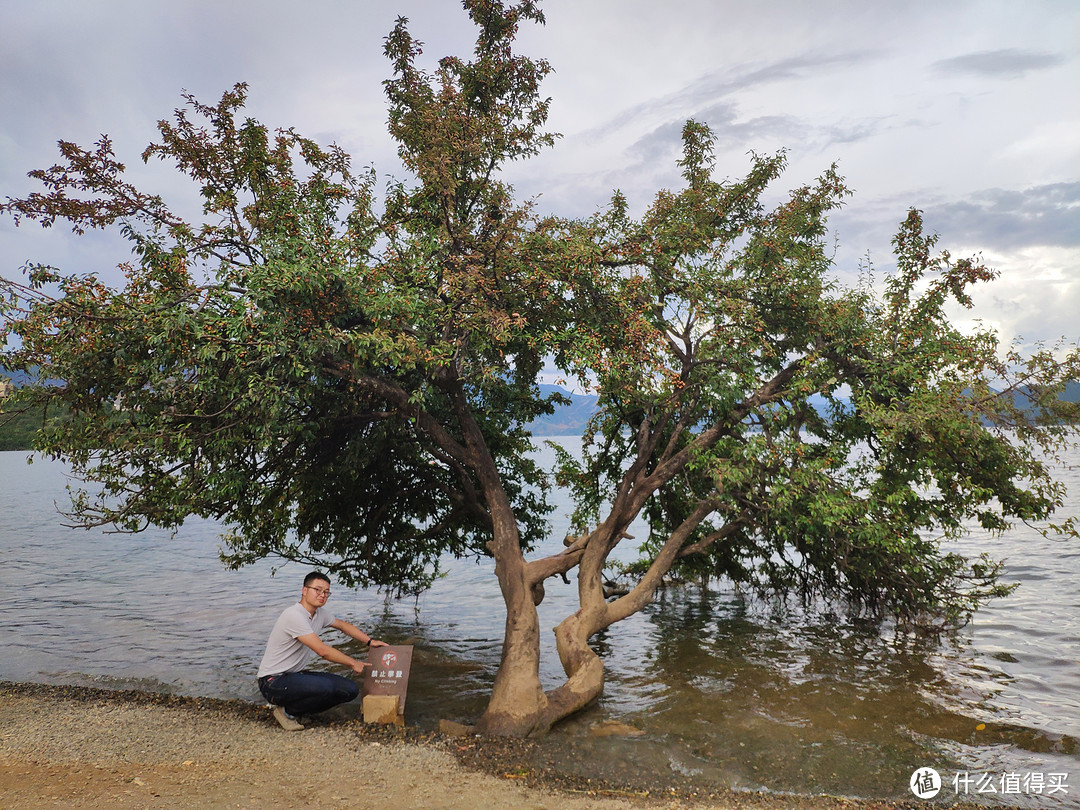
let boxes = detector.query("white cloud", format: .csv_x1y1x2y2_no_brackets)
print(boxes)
945,245,1080,351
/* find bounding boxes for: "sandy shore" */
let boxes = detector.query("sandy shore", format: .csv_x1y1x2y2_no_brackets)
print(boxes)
0,681,968,809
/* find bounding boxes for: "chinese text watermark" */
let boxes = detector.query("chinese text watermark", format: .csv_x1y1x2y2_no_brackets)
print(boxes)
911,767,1070,800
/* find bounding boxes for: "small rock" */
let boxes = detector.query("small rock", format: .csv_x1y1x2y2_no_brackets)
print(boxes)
438,719,475,737
588,720,645,738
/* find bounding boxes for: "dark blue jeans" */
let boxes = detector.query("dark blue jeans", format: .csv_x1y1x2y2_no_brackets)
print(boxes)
258,670,360,717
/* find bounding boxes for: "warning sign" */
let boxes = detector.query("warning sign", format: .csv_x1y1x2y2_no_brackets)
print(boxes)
362,645,414,714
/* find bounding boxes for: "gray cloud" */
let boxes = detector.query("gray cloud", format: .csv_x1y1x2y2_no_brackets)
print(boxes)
717,50,880,92
829,181,1080,271
578,50,878,140
932,48,1066,79
626,110,810,177
582,49,882,187
820,119,889,147
923,182,1080,250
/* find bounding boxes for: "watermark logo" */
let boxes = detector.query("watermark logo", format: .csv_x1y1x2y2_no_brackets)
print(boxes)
910,768,1070,800
910,767,942,799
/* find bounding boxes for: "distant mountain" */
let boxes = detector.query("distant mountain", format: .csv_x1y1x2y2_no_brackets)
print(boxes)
4,365,1074,435
1005,380,1080,419
526,385,599,436
523,381,1080,436
0,368,37,387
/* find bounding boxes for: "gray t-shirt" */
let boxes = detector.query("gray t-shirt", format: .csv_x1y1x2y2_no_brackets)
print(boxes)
257,602,336,678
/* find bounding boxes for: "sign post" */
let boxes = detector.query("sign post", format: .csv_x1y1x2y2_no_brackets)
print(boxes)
362,645,413,725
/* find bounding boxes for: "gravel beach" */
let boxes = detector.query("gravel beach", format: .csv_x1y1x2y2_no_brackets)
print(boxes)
0,681,978,809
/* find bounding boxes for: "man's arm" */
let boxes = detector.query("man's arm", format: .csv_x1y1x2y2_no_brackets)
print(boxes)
329,618,388,648
295,632,369,676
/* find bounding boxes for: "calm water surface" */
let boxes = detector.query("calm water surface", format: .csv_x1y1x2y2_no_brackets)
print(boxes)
1,443,1077,806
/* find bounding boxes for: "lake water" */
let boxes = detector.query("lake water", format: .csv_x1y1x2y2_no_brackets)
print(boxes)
1,443,1077,807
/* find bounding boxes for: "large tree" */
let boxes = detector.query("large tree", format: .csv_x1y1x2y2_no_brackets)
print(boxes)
540,133,1080,729
2,1,1077,737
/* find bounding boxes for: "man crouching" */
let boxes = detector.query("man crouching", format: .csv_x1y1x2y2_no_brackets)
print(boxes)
257,571,386,730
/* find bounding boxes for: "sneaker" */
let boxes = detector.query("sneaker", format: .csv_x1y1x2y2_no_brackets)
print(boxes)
271,705,304,731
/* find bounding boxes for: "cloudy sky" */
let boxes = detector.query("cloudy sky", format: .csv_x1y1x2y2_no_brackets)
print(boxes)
2,0,1077,353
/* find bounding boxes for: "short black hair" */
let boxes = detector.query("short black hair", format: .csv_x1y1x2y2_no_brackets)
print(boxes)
303,571,330,588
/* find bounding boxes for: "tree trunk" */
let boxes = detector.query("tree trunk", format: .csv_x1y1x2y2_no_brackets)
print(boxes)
456,392,550,737
473,559,548,736
479,576,608,736
531,523,617,731
536,609,605,732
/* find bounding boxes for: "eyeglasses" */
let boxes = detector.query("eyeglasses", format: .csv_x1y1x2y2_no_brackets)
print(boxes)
305,586,331,597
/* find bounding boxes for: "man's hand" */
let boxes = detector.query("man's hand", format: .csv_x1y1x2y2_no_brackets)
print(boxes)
369,639,389,647
349,659,370,676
